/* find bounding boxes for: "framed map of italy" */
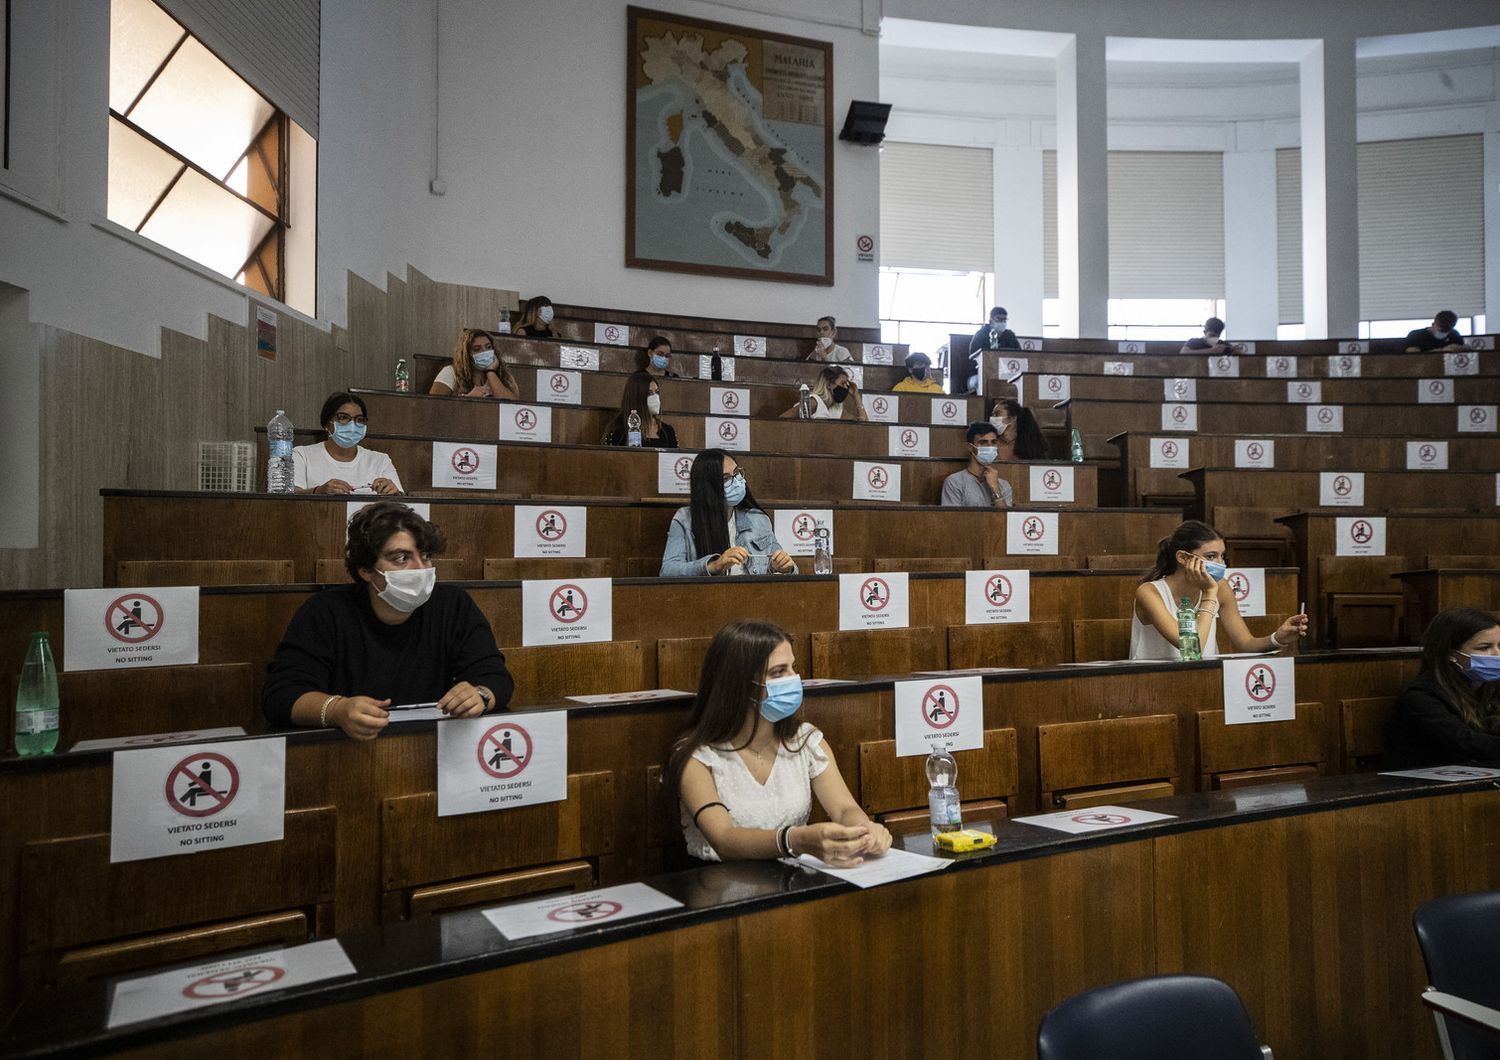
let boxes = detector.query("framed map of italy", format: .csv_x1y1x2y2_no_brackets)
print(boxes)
626,7,834,286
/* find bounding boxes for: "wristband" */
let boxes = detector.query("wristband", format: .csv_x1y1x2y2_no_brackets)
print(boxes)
320,694,341,727
1269,630,1287,648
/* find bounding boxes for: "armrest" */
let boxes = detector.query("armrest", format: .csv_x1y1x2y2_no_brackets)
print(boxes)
1422,989,1500,1034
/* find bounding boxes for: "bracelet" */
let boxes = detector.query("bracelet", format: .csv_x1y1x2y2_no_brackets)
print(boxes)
1269,630,1288,648
319,694,341,727
776,825,792,858
785,826,797,857
691,801,728,827
1196,606,1219,616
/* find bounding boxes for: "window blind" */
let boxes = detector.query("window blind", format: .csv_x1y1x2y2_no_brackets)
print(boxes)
1107,150,1225,299
879,141,994,272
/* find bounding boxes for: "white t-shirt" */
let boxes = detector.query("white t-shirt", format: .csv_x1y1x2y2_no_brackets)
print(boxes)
1129,579,1219,660
681,722,829,862
811,393,849,419
810,342,853,364
292,442,403,493
433,364,478,394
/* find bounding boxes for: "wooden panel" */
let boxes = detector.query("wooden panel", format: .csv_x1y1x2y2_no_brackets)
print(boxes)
1342,696,1396,771
20,807,335,953
871,556,967,573
1057,781,1176,809
1328,593,1404,649
1462,789,1500,891
52,663,255,747
1085,553,1156,570
380,772,614,894
857,728,1018,815
116,560,295,587
946,622,1065,669
655,632,814,696
1214,765,1319,791
1196,703,1326,786
54,911,308,984
641,765,679,850
504,642,645,704
313,557,467,584
1425,555,1500,569
809,627,942,680
1072,618,1132,663
1038,714,1179,795
880,798,1008,829
482,558,615,580
407,861,595,918
979,554,1082,572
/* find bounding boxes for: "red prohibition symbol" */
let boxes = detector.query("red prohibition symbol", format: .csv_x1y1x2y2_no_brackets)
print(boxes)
872,397,889,415
1246,443,1264,460
515,408,537,431
1161,441,1179,459
547,899,622,923
549,373,571,394
860,577,890,612
1043,469,1062,490
1333,476,1351,496
1171,406,1188,423
941,401,957,419
1072,812,1130,826
1419,444,1437,462
452,447,480,473
165,752,239,818
718,421,739,442
921,684,959,729
1317,407,1335,424
535,510,567,540
182,966,285,1000
900,429,918,449
477,722,532,780
985,574,1013,606
1245,665,1276,703
791,514,818,542
1229,572,1250,601
549,584,588,623
1470,407,1489,424
867,466,888,489
1351,520,1373,544
1023,517,1046,541
107,593,164,644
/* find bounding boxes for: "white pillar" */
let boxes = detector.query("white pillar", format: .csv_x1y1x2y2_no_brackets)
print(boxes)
1484,131,1500,331
1298,37,1359,338
1055,34,1109,338
1223,150,1280,340
993,147,1045,337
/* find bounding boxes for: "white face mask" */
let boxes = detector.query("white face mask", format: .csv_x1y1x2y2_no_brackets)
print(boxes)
538,306,554,324
646,394,662,415
990,416,1009,434
376,566,436,613
817,336,832,349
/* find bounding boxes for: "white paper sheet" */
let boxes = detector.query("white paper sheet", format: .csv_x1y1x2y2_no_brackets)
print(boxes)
794,846,950,889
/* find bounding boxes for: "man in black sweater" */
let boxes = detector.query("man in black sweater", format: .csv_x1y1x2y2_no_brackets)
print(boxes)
1404,309,1470,353
263,502,514,738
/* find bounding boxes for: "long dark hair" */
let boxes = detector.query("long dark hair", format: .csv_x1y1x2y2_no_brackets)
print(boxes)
1140,520,1223,585
1420,607,1500,734
602,371,659,442
993,398,1049,460
688,449,764,559
665,619,808,800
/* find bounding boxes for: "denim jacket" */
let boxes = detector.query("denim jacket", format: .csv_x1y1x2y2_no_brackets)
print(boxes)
659,506,798,577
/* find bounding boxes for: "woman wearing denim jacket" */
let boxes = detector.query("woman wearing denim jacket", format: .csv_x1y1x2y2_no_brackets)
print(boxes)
659,450,798,577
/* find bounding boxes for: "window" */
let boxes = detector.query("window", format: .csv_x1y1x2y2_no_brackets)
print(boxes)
879,266,995,382
107,0,314,309
2,0,9,170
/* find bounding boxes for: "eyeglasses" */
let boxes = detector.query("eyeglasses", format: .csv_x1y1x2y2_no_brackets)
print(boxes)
722,470,745,486
332,414,367,425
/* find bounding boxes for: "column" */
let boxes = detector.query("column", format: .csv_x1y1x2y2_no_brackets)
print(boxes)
1222,150,1280,339
993,146,1045,336
1055,33,1109,338
1298,37,1359,338
1485,131,1499,331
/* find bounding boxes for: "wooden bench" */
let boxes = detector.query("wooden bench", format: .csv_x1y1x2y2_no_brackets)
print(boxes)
1341,696,1396,772
116,560,295,587
1196,704,1326,790
1036,714,1180,809
857,728,1018,828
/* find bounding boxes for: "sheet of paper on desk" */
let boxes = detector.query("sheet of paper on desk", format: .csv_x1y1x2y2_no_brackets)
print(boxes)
1380,766,1500,782
387,703,448,723
799,678,856,689
72,727,246,752
566,689,691,704
1013,805,1177,834
914,667,1023,676
795,846,950,889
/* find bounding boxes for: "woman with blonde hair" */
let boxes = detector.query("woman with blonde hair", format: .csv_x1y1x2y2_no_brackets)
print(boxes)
514,295,556,339
783,366,867,420
429,329,519,399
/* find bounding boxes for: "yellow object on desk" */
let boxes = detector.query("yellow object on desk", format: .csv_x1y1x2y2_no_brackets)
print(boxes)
932,829,997,853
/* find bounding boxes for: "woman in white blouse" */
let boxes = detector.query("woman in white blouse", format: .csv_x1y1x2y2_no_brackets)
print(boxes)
667,619,892,866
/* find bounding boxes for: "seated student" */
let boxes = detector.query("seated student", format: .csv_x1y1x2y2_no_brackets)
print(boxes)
660,450,797,576
637,336,681,378
1130,520,1308,661
941,422,1014,509
1404,310,1471,353
1384,607,1500,769
1180,317,1230,354
263,502,514,738
892,351,944,393
602,370,679,448
430,329,520,399
666,618,893,865
784,366,867,420
963,306,1021,392
806,316,853,363
514,295,556,338
988,398,1050,461
294,392,403,496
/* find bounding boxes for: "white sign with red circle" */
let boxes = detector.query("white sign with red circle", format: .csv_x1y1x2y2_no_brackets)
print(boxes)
593,322,629,345
705,415,751,452
482,882,682,941
894,675,982,757
888,424,930,459
1160,403,1199,432
1013,805,1177,835
521,577,612,645
1336,516,1386,557
72,726,247,754
109,737,285,863
1103,361,1135,376
838,571,909,630
431,441,497,489
1234,439,1275,470
536,367,581,406
774,509,834,557
1458,405,1497,433
1288,380,1322,404
732,334,766,358
63,586,200,672
1207,355,1240,378
865,394,899,423
862,343,893,365
1444,351,1479,375
1037,374,1070,403
965,569,1031,624
1018,337,1043,352
1029,465,1075,504
514,504,586,558
436,711,567,817
1164,378,1196,403
106,940,354,1029
1222,656,1296,725
853,460,901,502
1116,340,1144,354
856,234,875,257
698,353,735,381
558,345,600,371
1417,378,1453,405
1223,568,1265,618
1006,511,1058,555
1380,765,1500,783
1318,471,1364,507
1467,336,1496,351
498,403,553,443
1327,354,1361,379
1265,355,1298,379
1406,440,1448,470
1339,340,1368,354
657,451,694,495
930,397,966,426
999,357,1030,377
1149,437,1190,470
1306,405,1344,433
709,386,749,415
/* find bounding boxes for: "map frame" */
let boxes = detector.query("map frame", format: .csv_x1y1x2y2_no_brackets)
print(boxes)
625,6,835,287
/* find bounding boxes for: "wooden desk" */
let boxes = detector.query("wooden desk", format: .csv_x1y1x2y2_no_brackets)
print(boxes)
1395,569,1500,643
1002,372,1498,406
551,301,884,344
549,316,907,365
979,346,1493,385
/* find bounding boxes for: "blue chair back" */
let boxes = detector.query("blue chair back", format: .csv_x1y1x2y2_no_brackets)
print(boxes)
1037,974,1266,1060
1414,890,1500,1060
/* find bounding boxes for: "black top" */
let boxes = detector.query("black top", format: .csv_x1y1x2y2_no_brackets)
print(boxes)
515,325,556,340
1383,674,1500,769
603,421,679,448
1183,336,1225,351
1404,327,1463,351
968,323,1021,358
262,583,514,726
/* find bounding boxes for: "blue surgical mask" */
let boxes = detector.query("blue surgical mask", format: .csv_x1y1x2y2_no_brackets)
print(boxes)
722,475,747,507
1203,560,1227,580
331,421,366,449
473,350,496,369
538,306,554,324
651,353,669,370
975,446,998,465
1456,652,1500,684
759,674,803,722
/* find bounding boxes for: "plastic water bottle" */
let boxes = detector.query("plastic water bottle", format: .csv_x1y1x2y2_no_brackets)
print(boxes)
926,749,962,836
266,409,295,493
496,313,511,335
394,358,410,394
1070,428,1085,463
14,632,59,756
1177,596,1202,662
798,384,813,419
813,527,832,575
626,410,642,447
711,345,723,381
